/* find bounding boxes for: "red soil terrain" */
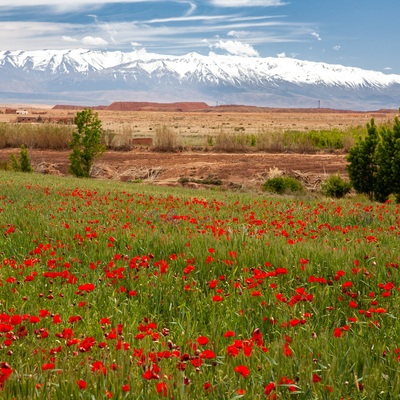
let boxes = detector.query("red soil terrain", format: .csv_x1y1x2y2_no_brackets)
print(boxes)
0,148,347,192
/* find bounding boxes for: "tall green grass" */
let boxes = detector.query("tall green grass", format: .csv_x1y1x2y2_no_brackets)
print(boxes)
0,171,399,399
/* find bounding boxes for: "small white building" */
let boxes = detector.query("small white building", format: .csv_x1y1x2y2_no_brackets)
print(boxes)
16,110,28,115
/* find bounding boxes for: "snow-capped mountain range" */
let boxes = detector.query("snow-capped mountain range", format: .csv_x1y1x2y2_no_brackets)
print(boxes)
1,49,399,110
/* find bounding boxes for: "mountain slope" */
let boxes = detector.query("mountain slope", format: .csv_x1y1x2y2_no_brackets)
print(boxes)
1,49,399,110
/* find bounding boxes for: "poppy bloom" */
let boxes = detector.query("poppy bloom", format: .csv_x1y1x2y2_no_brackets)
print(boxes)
333,328,343,338
122,384,130,392
76,380,87,389
156,382,167,397
264,382,276,395
313,374,322,383
197,336,209,346
77,283,95,292
234,365,250,378
0,363,13,390
41,363,55,371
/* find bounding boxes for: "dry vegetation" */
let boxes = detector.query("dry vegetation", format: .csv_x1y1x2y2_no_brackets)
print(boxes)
0,104,397,150
0,104,398,191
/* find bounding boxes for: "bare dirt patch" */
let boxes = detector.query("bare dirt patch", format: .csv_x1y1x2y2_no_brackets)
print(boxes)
0,148,347,191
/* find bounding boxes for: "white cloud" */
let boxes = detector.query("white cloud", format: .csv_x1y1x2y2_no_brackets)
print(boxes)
227,30,249,38
0,0,160,12
311,32,321,41
333,45,341,51
277,52,286,58
384,67,392,71
212,40,259,57
131,42,142,47
208,0,286,6
82,36,108,46
62,36,78,43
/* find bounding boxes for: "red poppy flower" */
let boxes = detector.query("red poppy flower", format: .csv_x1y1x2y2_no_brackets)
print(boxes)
197,336,209,346
122,384,130,392
234,365,250,378
312,374,322,383
264,382,276,395
77,283,95,292
41,363,54,371
76,379,86,389
156,382,167,397
333,328,342,338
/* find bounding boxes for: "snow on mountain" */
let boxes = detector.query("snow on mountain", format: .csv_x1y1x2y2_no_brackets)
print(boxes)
0,49,399,109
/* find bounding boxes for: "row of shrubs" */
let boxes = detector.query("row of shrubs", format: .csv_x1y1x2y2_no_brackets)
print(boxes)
262,174,352,198
0,122,364,153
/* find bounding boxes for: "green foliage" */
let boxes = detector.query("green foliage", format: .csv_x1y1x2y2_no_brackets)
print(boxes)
69,109,106,178
347,119,378,200
347,118,400,202
10,144,33,172
321,174,352,198
262,176,304,195
2,171,400,398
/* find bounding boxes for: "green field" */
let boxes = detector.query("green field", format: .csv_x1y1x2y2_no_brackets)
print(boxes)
0,171,399,399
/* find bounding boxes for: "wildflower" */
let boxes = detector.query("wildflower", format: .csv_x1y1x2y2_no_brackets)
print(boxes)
333,328,342,338
156,382,168,397
0,363,13,390
234,365,250,378
197,336,209,346
122,384,130,392
76,380,86,390
264,382,276,395
312,374,322,383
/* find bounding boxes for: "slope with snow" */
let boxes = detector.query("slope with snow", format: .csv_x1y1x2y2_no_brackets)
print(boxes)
0,49,399,110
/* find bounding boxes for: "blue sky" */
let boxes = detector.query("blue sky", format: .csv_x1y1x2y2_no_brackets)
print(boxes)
0,0,398,73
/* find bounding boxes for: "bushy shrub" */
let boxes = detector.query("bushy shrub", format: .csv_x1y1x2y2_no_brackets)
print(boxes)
154,125,178,151
262,176,304,195
321,174,352,198
10,145,33,172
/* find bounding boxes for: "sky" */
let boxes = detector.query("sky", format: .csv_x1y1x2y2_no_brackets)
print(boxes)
0,0,398,74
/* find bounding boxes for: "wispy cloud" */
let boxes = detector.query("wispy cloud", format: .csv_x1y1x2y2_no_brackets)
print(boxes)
1,0,160,12
0,0,320,58
208,0,286,6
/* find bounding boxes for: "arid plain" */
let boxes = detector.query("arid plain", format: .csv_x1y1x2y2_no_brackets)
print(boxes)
0,104,398,190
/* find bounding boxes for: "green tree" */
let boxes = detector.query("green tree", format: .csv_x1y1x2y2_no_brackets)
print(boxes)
390,118,400,202
10,144,33,172
374,120,400,202
69,109,105,178
346,119,378,200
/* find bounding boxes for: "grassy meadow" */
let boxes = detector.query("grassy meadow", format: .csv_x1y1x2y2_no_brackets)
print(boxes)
0,171,400,399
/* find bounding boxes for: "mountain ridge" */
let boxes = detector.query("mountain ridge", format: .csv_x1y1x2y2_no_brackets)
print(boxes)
1,49,399,110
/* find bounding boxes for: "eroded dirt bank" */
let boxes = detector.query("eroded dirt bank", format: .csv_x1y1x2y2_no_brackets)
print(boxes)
0,148,347,191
